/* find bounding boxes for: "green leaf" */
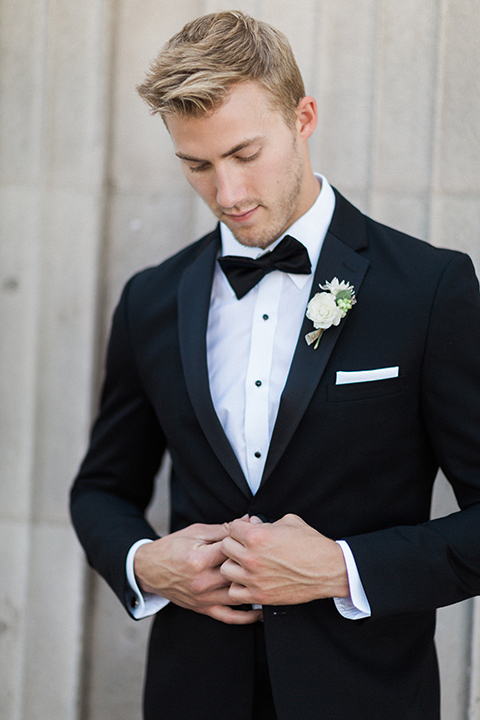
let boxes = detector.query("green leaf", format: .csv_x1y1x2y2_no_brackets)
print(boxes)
335,289,352,301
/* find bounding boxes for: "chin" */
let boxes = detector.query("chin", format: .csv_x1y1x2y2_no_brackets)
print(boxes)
230,226,282,249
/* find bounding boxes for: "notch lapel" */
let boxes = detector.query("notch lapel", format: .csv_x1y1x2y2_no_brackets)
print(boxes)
178,228,251,498
261,193,370,486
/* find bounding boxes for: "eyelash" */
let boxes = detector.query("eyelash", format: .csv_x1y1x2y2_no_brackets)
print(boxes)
238,152,259,164
188,152,259,173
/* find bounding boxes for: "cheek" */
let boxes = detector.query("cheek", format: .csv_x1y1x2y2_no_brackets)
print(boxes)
183,172,213,203
248,163,281,197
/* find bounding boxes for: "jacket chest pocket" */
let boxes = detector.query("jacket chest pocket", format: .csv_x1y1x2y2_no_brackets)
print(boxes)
327,375,406,402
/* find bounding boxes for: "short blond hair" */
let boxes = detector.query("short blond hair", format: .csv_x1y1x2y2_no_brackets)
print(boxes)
137,11,305,128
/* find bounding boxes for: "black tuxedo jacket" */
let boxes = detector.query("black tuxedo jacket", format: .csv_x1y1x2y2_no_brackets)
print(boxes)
71,191,480,720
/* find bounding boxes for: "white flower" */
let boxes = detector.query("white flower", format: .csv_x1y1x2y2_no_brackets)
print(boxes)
306,292,343,329
305,277,356,349
320,277,354,297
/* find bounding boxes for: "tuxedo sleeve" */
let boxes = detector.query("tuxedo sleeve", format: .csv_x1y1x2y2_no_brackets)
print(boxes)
346,253,480,617
70,278,166,616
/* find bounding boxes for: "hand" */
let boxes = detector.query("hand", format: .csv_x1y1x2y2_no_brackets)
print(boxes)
220,514,350,606
134,523,262,625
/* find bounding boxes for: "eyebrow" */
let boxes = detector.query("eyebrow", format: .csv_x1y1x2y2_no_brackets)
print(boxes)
175,136,265,163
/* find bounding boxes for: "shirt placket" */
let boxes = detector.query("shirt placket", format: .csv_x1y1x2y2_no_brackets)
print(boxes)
244,273,281,494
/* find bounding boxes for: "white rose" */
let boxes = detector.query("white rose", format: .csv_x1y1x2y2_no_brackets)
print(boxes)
306,292,343,329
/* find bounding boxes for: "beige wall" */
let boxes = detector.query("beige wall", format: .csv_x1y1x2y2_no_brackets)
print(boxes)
1,1,480,718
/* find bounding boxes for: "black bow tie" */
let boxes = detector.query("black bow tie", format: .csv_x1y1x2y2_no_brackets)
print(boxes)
218,234,311,299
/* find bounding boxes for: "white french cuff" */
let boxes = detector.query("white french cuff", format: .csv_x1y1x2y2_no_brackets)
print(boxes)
334,540,371,619
126,538,170,619
335,366,399,385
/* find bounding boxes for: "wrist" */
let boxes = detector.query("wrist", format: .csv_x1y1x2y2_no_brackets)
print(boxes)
134,540,159,594
327,540,350,598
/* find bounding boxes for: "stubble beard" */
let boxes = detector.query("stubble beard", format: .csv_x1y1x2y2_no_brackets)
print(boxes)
219,145,305,250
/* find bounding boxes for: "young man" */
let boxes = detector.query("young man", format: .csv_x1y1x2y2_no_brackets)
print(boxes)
71,11,480,720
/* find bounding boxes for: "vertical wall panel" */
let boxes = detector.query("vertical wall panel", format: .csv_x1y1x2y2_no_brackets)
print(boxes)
432,0,480,195
0,1,48,718
369,0,439,238
0,524,30,720
0,0,47,183
430,0,480,269
371,0,439,191
470,598,480,719
104,0,204,317
308,0,378,208
19,0,111,712
0,0,112,718
260,0,320,92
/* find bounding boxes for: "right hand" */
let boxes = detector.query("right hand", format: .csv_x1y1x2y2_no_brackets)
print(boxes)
134,523,262,625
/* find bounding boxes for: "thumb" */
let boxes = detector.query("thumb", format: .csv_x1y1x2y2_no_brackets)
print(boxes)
275,513,306,528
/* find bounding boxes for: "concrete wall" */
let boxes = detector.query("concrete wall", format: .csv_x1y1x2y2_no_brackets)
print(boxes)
1,1,479,718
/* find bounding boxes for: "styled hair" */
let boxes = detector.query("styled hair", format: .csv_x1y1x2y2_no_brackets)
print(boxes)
137,11,305,128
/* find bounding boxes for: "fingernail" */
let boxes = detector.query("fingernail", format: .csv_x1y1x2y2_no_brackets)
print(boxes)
249,515,263,524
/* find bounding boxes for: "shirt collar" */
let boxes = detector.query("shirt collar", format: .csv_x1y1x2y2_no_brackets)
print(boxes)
220,174,335,289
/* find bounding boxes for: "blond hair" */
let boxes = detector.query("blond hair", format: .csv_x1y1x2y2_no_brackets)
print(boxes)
137,11,305,128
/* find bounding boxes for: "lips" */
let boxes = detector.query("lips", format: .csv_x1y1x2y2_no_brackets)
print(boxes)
224,206,259,223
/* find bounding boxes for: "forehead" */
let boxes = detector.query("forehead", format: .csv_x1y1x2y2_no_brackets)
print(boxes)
166,82,292,157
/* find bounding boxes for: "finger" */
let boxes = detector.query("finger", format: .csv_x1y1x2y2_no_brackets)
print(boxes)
228,581,257,605
220,557,249,585
227,517,259,545
198,540,229,567
202,586,260,607
188,568,232,597
205,605,263,625
189,523,231,543
220,535,250,562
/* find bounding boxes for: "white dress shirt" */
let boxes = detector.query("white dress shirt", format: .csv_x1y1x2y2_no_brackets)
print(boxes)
127,175,371,620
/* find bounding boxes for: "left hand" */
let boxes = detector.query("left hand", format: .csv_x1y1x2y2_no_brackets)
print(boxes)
220,514,350,606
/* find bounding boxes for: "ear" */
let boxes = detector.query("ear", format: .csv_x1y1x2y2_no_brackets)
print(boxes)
295,96,317,141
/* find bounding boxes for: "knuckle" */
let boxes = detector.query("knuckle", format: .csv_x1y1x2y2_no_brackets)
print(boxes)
220,536,232,553
186,550,205,574
189,576,207,596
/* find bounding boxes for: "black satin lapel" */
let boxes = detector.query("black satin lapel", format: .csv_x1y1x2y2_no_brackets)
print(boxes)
178,231,251,498
261,232,370,486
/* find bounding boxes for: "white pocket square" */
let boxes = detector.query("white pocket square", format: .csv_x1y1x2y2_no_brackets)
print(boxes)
336,366,399,385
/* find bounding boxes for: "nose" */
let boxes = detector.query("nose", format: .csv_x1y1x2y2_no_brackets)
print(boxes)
215,167,247,209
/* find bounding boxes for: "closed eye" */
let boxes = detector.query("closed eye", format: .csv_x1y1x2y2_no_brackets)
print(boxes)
188,162,210,173
237,152,259,163
188,152,258,173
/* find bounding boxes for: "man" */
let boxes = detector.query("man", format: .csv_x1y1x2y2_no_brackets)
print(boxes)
70,11,480,720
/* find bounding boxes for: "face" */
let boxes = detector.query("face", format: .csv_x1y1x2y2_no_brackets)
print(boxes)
166,82,318,248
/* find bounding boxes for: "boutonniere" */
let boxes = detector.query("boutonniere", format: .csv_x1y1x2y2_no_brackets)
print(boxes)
305,278,356,349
